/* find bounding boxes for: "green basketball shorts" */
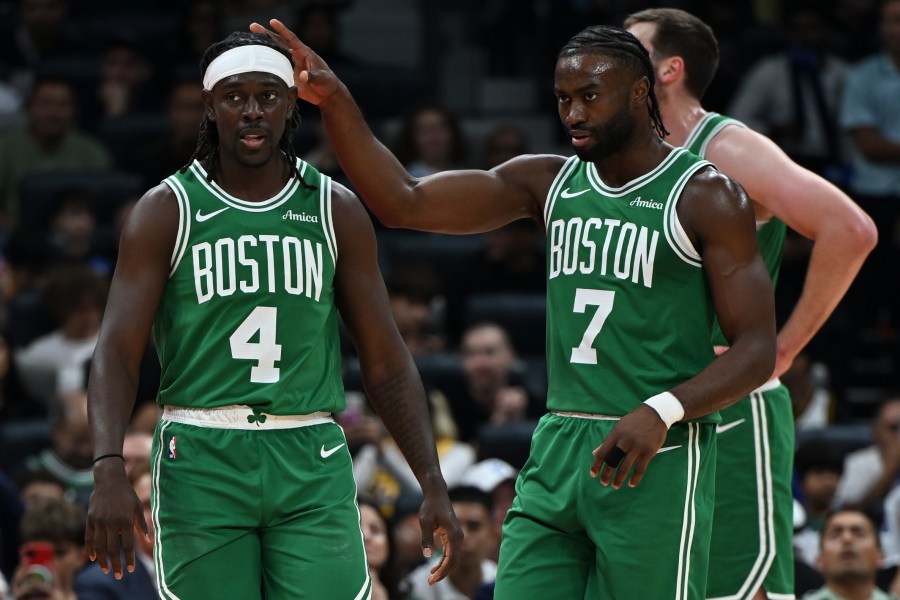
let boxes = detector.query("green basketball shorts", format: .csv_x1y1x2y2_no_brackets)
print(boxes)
150,406,370,600
706,381,795,600
494,412,717,600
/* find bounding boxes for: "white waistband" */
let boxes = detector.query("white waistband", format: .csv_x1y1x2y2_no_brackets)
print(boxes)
752,377,782,394
551,411,621,420
162,406,334,430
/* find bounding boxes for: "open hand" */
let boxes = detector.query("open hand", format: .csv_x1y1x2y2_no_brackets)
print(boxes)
249,19,341,106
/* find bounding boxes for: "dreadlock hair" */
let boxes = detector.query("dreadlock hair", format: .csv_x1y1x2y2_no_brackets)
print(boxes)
559,25,669,138
183,31,315,190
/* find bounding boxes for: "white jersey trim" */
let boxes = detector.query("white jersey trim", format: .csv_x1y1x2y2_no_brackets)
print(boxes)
188,159,303,212
163,176,192,276
586,147,688,196
544,155,581,225
162,405,334,429
683,112,746,159
663,161,711,267
321,175,337,266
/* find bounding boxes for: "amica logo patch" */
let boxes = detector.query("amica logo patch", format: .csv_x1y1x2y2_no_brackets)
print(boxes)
629,196,663,210
282,210,319,223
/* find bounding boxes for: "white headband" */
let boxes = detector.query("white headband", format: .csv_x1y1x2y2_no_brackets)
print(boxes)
202,45,294,91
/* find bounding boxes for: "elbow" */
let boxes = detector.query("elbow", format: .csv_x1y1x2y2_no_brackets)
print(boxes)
854,212,879,254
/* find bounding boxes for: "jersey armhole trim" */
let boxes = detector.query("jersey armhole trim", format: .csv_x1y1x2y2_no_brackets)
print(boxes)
163,177,191,276
544,155,581,225
664,161,712,267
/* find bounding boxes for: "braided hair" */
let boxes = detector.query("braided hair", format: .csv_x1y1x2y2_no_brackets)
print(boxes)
559,25,669,139
183,31,314,189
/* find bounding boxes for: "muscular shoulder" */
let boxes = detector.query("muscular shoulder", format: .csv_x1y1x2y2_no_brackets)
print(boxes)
120,182,180,261
494,153,569,211
678,166,753,241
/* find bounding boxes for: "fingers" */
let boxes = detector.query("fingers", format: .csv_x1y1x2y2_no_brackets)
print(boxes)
105,526,124,579
420,517,435,559
84,521,97,561
427,528,456,585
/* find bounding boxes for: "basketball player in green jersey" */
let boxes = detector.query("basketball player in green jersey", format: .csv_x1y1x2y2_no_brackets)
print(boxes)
252,19,777,599
625,9,877,600
82,32,462,599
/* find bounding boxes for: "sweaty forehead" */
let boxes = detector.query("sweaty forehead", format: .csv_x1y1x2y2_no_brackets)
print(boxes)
555,53,620,87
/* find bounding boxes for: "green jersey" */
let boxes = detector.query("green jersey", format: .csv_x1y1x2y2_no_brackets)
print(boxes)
153,159,344,415
685,112,786,346
544,148,718,420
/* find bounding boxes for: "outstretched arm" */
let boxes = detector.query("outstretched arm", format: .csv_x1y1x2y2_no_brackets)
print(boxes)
331,183,462,584
84,185,178,579
250,19,556,234
592,169,776,488
708,126,877,376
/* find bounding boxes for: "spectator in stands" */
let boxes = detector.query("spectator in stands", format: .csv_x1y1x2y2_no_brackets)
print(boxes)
16,470,65,509
835,397,900,513
839,0,900,324
728,4,850,183
459,458,518,561
794,437,848,565
385,261,446,356
9,495,86,600
0,0,77,97
391,100,468,177
14,266,107,405
358,494,410,600
86,36,162,128
0,77,111,230
0,232,55,349
121,431,152,479
21,392,92,507
480,123,530,171
0,333,45,422
128,78,204,189
404,485,498,600
445,218,545,343
802,509,896,600
452,322,542,444
296,2,359,73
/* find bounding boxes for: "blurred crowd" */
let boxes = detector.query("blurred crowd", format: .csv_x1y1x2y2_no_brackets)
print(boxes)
0,0,899,598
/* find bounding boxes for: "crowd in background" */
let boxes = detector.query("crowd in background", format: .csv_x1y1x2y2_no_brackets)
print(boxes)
1,0,900,598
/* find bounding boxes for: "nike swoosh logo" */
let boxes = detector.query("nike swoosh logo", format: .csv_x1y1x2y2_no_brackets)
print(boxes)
195,207,229,222
657,445,682,454
320,443,345,459
716,419,746,435
560,187,591,199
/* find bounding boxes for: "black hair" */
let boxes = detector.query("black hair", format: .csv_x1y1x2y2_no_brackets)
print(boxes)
20,496,86,547
184,31,314,189
794,437,845,478
559,25,669,138
448,484,493,512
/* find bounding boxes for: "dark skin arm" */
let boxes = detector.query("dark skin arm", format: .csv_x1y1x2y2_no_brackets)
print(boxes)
591,168,776,488
84,184,178,578
850,127,900,163
249,19,561,233
331,182,462,584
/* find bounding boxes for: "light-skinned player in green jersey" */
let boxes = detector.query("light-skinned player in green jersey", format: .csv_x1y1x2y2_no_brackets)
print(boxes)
626,9,877,600
252,19,776,600
82,31,462,599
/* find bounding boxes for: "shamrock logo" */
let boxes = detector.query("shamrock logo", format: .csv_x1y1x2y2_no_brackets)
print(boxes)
247,409,268,426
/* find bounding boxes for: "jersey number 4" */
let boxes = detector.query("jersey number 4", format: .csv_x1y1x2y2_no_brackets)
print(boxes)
229,306,282,383
570,288,615,365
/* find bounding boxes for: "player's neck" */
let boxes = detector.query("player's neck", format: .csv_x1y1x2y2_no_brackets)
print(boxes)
659,90,707,149
213,151,292,202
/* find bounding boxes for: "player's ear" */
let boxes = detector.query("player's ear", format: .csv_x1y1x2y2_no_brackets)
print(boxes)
633,76,650,106
202,89,216,121
657,56,684,85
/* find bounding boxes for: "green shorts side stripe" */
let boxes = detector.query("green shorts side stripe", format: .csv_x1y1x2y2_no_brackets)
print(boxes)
151,420,182,600
707,386,795,600
677,423,701,600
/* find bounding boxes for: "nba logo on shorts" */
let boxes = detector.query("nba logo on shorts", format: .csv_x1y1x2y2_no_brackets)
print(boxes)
168,436,177,459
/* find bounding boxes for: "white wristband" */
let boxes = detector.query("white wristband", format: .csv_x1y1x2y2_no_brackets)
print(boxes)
644,392,684,429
